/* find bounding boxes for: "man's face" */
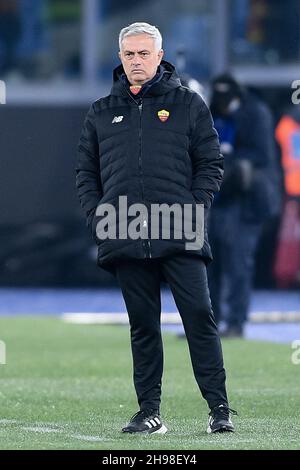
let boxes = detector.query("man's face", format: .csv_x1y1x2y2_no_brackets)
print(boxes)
119,33,164,85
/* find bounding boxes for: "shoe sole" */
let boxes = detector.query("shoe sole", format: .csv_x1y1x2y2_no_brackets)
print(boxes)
122,424,168,435
150,424,168,435
207,425,234,434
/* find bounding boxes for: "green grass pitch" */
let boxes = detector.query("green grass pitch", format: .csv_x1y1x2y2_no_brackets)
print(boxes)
0,316,299,450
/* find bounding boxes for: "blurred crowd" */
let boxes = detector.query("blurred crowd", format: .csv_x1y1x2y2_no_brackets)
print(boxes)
0,0,299,81
0,0,81,79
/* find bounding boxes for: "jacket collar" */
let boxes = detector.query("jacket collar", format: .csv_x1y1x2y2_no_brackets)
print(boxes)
111,60,182,98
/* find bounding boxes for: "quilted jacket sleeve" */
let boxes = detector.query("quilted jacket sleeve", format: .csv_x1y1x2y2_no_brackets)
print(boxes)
76,103,103,229
189,94,224,208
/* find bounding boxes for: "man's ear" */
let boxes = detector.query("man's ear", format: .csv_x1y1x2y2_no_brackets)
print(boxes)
118,51,121,60
158,49,164,63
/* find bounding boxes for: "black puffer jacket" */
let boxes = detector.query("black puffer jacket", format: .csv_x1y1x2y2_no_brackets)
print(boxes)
76,60,223,274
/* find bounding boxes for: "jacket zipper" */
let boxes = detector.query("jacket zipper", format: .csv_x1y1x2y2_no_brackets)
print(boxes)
138,100,152,258
124,87,152,258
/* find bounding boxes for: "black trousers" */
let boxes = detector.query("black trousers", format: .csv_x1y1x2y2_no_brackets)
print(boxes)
115,253,228,412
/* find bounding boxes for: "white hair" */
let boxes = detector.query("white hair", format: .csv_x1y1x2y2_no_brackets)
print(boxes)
119,22,162,51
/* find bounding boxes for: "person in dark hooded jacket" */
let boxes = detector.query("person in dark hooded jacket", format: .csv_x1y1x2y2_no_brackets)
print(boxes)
76,22,237,435
208,74,280,338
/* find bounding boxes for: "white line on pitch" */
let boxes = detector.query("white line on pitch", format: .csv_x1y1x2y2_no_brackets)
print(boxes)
0,419,107,442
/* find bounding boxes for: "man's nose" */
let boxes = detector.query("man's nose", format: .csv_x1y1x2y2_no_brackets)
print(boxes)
132,54,141,65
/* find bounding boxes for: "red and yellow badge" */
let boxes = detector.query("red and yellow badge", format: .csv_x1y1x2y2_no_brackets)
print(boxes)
130,85,142,95
157,109,170,122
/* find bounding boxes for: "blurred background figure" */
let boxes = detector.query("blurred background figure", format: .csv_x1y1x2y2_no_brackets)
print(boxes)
0,0,21,76
175,45,206,99
273,105,300,289
208,73,280,338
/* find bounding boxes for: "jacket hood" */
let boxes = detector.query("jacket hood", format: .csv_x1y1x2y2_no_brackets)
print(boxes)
111,60,182,97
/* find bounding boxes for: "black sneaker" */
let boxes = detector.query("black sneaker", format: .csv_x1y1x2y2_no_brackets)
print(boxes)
207,404,237,434
122,409,167,434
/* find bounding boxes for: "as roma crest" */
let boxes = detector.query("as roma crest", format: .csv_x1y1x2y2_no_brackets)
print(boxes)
157,109,170,122
130,85,142,95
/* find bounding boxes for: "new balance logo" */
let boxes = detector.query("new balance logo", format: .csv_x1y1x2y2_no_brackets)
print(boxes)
112,115,124,123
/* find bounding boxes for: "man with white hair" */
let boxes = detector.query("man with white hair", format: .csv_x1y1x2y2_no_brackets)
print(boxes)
76,22,237,435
